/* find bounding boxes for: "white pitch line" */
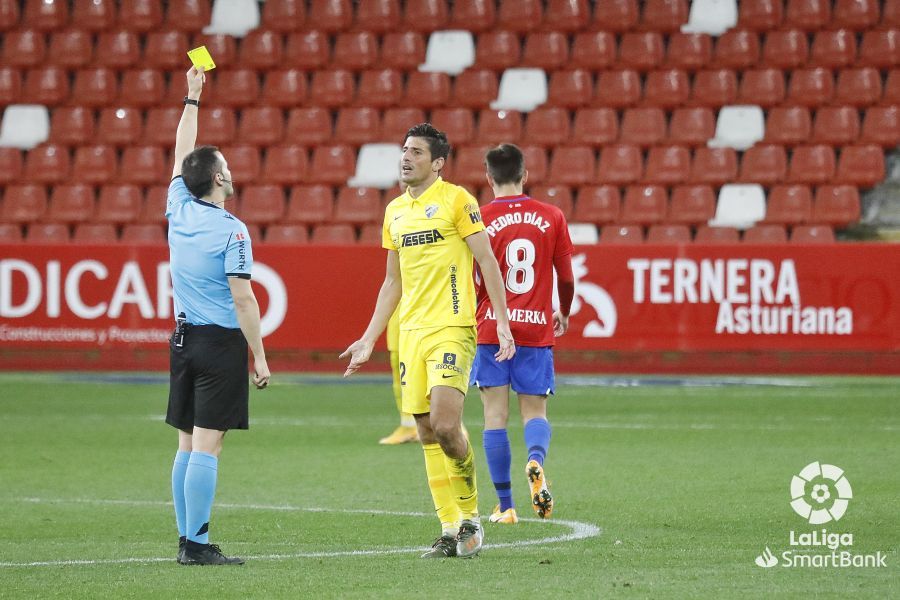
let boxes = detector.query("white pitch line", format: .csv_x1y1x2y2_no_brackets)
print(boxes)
0,497,601,568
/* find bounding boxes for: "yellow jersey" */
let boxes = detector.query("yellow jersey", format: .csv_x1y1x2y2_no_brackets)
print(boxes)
382,177,485,331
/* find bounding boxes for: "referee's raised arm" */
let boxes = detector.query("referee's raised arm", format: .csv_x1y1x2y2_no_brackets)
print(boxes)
172,67,204,179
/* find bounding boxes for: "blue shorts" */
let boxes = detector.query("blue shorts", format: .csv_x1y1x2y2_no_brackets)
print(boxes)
470,345,555,396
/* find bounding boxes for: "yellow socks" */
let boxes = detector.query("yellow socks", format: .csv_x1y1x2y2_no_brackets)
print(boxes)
445,442,479,520
423,443,460,533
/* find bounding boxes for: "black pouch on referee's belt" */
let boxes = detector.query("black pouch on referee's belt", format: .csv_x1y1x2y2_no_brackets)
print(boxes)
173,312,191,348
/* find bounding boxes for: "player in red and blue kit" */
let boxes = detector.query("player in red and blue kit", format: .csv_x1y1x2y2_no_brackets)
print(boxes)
472,144,575,524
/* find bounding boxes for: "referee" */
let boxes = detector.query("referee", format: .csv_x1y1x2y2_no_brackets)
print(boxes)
166,66,270,566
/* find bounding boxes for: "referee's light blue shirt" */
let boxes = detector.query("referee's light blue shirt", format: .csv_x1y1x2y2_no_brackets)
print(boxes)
166,176,253,329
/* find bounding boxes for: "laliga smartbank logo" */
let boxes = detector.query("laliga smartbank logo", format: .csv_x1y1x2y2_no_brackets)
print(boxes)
754,462,887,569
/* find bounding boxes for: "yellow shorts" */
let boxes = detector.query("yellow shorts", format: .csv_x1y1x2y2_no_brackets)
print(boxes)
398,325,475,415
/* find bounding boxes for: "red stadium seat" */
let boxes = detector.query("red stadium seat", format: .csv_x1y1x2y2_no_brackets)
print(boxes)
813,185,860,227
96,184,141,223
743,224,787,243
761,29,808,69
695,225,740,243
357,69,403,108
0,66,21,105
785,0,831,31
621,185,667,226
665,33,712,71
713,30,760,70
811,107,859,145
119,146,164,185
446,145,489,186
261,0,306,32
834,68,882,107
164,0,210,32
739,0,784,31
143,107,180,146
571,32,616,70
286,107,333,146
594,70,641,108
401,0,448,33
643,69,690,109
144,30,189,71
669,185,716,226
765,185,812,225
285,31,330,70
260,145,308,185
139,185,167,225
2,184,47,223
71,68,118,107
94,30,140,68
808,30,857,69
739,144,787,185
308,145,356,185
620,108,666,147
192,34,237,69
121,223,165,244
357,223,382,245
835,144,884,187
48,184,95,223
530,185,573,219
239,29,283,70
381,33,426,70
690,147,738,185
0,0,17,30
573,108,619,146
197,107,236,146
2,29,46,67
382,108,426,142
355,0,401,33
0,223,23,242
883,0,900,28
23,66,69,106
689,69,738,107
27,222,69,243
22,0,68,31
881,70,900,106
119,69,165,108
832,0,879,29
431,108,475,146
476,109,523,144
404,72,451,109
861,107,900,147
333,32,379,70
474,31,522,71
73,223,117,243
73,144,117,184
334,187,382,225
311,223,356,244
72,0,115,31
668,107,715,146
97,107,143,146
308,0,352,33
0,147,23,185
450,0,496,32
788,145,835,184
543,0,590,31
548,147,596,186
265,224,309,244
220,145,262,183
738,68,785,107
645,145,691,185
597,144,642,185
764,107,811,146
858,30,900,70
286,185,334,224
786,68,833,107
600,224,644,244
522,32,569,70
574,185,621,225
24,143,70,184
117,0,162,32
261,70,308,108
521,145,549,184
547,69,593,108
335,107,382,145
239,185,286,225
451,69,499,110
791,224,834,243
47,29,92,68
647,224,691,243
619,32,664,71
309,70,356,108
593,0,638,32
498,0,543,32
640,0,688,32
524,107,570,147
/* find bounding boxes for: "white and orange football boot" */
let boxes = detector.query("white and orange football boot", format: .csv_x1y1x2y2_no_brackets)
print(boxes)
526,460,553,519
488,505,519,524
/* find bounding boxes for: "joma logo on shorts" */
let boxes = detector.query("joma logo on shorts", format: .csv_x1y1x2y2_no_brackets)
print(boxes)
401,229,445,246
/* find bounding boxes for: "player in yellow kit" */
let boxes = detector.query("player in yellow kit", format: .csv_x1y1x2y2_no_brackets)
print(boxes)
378,309,419,445
342,123,515,559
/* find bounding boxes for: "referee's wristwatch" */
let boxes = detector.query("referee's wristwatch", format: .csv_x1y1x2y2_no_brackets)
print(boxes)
183,97,200,107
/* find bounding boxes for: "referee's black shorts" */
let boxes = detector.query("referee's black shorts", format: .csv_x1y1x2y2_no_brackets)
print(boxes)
166,324,249,432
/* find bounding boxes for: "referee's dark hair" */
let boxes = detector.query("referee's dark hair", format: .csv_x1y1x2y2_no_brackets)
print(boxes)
181,145,223,199
405,123,451,161
485,143,526,186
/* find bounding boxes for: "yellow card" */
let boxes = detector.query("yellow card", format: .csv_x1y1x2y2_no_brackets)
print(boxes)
187,46,216,71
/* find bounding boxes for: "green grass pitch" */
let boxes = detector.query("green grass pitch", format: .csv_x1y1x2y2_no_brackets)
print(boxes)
0,372,897,598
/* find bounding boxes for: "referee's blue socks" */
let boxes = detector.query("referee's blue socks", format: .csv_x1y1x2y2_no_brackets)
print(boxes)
524,418,552,466
172,450,191,537
483,429,514,511
184,451,218,544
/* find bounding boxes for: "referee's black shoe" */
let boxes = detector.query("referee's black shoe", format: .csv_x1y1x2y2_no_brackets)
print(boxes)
180,540,245,565
177,536,186,563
